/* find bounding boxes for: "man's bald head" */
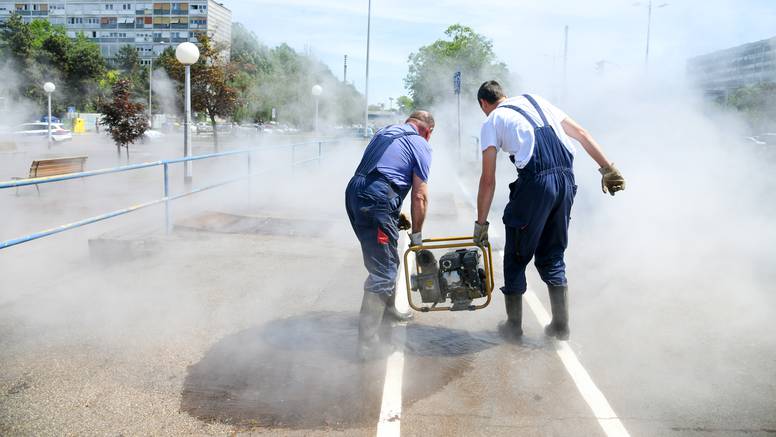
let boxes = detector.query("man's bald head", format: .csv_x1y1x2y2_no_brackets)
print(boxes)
406,110,435,139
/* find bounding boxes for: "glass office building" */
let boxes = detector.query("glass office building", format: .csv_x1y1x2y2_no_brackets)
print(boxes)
688,37,776,99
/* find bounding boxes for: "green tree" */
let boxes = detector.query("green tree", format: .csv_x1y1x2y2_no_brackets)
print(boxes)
396,95,414,114
404,24,510,109
114,44,141,76
158,35,239,150
726,82,776,132
0,14,105,113
111,45,147,105
0,13,33,61
66,34,106,109
98,78,148,159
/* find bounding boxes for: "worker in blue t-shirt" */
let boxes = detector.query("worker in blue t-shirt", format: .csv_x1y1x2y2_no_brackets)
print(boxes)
473,80,625,342
345,111,434,360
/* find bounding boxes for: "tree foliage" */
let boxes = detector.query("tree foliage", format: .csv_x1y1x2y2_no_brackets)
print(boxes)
404,24,510,109
395,95,414,114
0,14,106,114
158,35,239,149
228,22,364,127
98,78,148,158
112,44,148,106
725,82,776,132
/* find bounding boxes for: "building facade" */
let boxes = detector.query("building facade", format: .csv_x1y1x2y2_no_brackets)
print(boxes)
0,1,231,62
688,37,776,99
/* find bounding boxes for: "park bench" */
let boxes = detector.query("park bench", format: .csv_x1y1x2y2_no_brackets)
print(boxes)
13,156,88,195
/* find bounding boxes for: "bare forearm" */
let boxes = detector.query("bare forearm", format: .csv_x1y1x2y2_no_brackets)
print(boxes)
562,118,611,168
410,192,427,233
477,176,496,224
578,131,611,168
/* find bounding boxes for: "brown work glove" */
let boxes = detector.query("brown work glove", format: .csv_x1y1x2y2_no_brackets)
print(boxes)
599,163,625,196
398,213,412,231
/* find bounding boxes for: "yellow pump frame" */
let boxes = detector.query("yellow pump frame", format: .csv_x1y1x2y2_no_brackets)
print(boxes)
403,236,495,312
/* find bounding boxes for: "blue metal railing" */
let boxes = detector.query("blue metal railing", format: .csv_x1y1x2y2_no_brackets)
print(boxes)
0,140,335,250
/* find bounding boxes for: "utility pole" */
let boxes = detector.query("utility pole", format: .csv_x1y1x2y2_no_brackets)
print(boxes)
454,70,462,158
635,1,669,70
562,25,568,103
148,57,153,128
364,0,372,138
645,0,652,68
343,54,348,83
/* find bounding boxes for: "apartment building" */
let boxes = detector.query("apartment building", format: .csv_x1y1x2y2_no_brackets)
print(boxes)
0,1,231,62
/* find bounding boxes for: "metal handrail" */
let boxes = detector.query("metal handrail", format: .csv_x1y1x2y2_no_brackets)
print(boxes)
0,140,335,189
1,139,337,250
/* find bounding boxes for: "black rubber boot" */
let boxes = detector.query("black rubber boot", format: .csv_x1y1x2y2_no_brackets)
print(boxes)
544,284,570,340
358,291,388,360
384,292,413,322
497,293,523,342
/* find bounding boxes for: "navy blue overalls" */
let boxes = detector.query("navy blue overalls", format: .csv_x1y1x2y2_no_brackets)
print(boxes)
345,127,419,296
501,95,576,295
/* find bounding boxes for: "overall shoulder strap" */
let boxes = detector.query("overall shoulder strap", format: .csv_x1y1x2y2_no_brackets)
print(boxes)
501,105,539,130
522,94,549,127
354,127,418,176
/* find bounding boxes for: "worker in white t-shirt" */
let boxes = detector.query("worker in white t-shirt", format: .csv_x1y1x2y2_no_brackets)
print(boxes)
471,80,625,342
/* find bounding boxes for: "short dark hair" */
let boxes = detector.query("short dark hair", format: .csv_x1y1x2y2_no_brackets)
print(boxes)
406,110,435,130
477,80,505,104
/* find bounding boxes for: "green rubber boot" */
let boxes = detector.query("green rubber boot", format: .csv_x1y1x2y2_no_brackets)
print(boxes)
358,291,388,360
497,293,523,342
384,292,413,322
544,285,570,340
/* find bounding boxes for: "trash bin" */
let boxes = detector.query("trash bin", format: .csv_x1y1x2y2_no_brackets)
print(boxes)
73,117,86,134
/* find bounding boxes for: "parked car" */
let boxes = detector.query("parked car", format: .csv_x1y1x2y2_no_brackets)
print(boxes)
753,133,776,145
14,122,72,142
341,127,374,138
140,129,164,143
744,136,766,145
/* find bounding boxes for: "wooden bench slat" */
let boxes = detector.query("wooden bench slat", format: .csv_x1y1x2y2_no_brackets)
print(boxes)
23,156,88,180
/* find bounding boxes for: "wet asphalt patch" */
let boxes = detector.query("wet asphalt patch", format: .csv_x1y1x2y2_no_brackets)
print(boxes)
180,312,498,431
174,211,334,238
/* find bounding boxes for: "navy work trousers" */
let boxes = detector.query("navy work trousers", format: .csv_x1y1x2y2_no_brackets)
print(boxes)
345,173,402,296
502,169,576,295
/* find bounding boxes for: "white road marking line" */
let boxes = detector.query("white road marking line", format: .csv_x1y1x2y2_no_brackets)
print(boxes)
500,251,631,437
455,177,629,436
376,237,411,437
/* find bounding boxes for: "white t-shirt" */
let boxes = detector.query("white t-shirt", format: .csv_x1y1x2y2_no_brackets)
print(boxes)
480,94,576,169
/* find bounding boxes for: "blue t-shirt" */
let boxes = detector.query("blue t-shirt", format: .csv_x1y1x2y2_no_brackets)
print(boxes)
375,124,432,190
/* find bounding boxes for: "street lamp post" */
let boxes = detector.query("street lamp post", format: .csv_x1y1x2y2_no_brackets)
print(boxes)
43,82,55,149
311,84,322,132
175,42,200,185
149,57,153,128
635,1,669,69
363,0,372,138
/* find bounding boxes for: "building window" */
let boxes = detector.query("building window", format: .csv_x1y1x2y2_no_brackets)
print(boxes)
105,4,114,10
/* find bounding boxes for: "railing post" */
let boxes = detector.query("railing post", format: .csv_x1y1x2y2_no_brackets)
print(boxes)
163,162,171,234
246,151,253,197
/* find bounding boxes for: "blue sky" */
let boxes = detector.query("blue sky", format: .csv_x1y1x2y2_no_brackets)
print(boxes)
228,0,776,105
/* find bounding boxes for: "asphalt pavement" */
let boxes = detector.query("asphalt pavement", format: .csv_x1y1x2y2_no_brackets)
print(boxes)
1,135,775,436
